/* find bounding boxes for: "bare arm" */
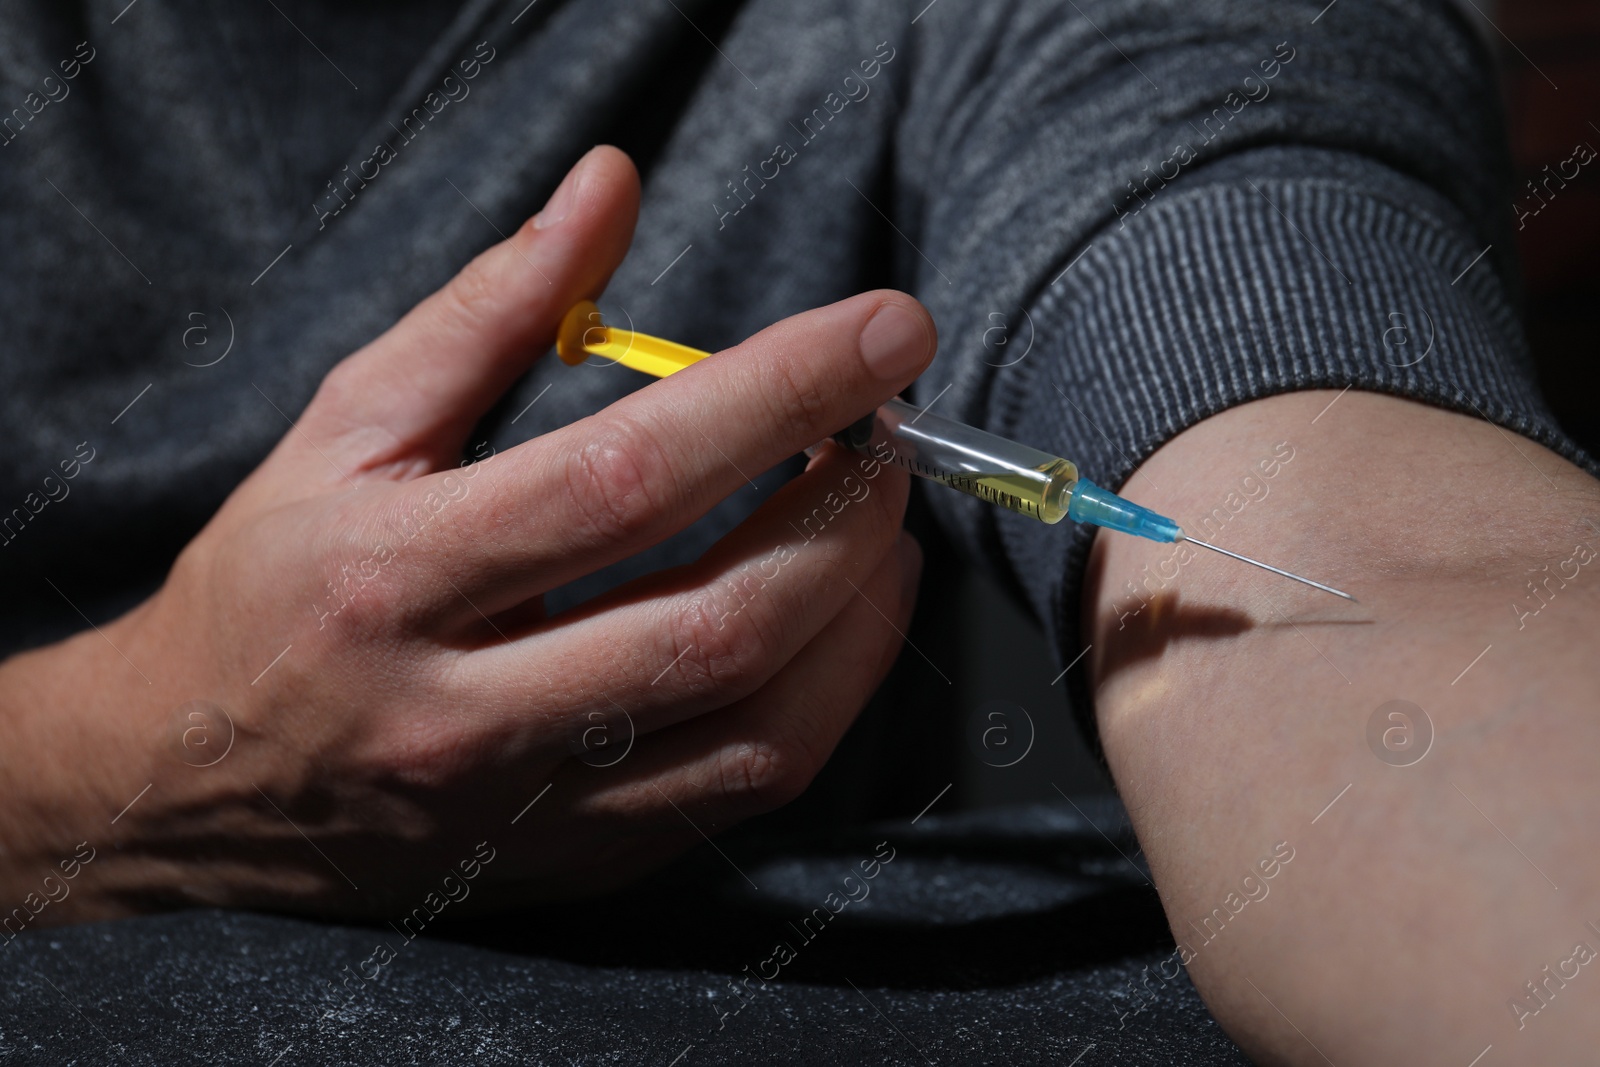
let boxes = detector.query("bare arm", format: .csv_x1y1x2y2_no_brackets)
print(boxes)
1086,389,1600,1064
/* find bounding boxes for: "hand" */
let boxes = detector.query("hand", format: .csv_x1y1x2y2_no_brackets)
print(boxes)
0,146,934,920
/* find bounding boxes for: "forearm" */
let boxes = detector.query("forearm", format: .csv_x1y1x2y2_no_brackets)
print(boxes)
0,614,163,923
1085,390,1600,1064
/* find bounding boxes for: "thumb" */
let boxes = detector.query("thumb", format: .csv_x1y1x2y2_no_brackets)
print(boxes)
298,145,640,479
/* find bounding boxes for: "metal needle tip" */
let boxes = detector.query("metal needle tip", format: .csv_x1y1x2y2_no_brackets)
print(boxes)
1180,534,1358,602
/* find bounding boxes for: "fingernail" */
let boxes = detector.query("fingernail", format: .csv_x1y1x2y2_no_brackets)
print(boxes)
898,532,923,606
858,302,932,381
534,149,595,229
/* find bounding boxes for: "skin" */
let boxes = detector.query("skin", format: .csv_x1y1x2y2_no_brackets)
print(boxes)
1085,390,1600,1064
4,142,1595,1063
0,147,931,919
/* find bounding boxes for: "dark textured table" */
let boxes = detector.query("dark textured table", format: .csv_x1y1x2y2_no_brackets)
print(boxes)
0,802,1247,1065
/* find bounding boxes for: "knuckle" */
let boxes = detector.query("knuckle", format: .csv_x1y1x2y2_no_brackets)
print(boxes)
659,585,790,700
309,359,363,418
664,591,778,697
311,560,406,641
560,416,673,551
358,659,472,793
765,357,831,432
716,738,811,811
439,252,501,333
306,515,425,640
512,212,542,248
372,715,472,793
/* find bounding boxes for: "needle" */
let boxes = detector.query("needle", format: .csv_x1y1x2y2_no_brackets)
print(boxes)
1181,534,1357,602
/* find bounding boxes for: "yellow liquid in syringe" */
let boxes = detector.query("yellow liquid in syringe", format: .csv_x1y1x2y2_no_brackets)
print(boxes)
877,448,1079,524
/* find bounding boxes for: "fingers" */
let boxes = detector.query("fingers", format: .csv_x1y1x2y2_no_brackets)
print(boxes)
438,290,936,608
297,146,641,478
574,529,921,827
456,440,911,734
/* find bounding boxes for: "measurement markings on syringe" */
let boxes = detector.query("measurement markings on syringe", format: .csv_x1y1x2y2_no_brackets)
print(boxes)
903,459,1043,520
960,475,1041,519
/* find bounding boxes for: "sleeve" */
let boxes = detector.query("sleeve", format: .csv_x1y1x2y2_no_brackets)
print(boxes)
887,0,1595,749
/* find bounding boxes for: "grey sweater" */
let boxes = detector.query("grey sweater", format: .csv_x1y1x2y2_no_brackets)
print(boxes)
0,0,1583,723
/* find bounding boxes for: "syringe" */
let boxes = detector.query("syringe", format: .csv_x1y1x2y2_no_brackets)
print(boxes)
556,302,1354,601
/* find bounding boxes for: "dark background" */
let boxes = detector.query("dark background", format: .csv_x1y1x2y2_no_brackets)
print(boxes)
1505,0,1600,460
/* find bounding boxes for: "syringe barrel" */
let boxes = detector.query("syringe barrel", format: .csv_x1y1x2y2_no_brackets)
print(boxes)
831,398,1079,524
